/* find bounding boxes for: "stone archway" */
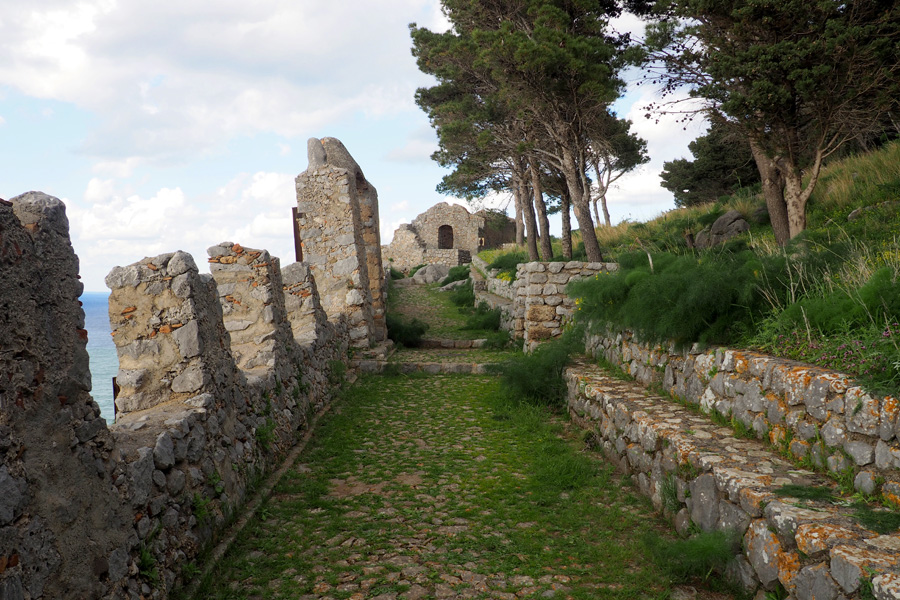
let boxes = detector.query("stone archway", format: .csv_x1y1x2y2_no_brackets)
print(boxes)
438,225,454,249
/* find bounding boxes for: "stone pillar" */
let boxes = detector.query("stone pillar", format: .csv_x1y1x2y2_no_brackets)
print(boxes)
282,262,329,346
0,192,131,599
207,242,293,379
295,137,380,348
106,251,237,415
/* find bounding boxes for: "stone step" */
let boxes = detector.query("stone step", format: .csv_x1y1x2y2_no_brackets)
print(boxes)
351,359,493,375
565,359,900,599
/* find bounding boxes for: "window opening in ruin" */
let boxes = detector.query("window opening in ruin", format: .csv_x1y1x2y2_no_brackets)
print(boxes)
438,225,454,249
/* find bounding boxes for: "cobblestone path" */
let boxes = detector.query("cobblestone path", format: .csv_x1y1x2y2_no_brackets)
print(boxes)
193,283,731,600
197,374,691,599
388,281,478,339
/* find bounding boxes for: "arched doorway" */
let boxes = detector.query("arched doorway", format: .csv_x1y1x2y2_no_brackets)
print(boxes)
438,225,454,249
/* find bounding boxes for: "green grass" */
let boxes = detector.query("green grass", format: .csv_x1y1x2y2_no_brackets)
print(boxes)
185,374,694,599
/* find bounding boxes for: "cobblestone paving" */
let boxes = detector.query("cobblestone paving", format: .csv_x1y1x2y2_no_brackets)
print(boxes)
386,348,516,364
389,282,481,340
196,373,711,599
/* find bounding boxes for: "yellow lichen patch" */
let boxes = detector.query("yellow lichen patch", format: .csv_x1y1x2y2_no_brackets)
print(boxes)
769,425,788,446
733,352,749,374
739,487,772,516
777,549,801,591
795,524,858,556
882,396,899,422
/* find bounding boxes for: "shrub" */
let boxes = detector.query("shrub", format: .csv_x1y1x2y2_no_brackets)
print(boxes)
488,251,527,280
463,301,502,331
481,329,511,349
488,332,581,406
448,280,475,307
389,266,405,280
386,312,429,347
440,264,470,286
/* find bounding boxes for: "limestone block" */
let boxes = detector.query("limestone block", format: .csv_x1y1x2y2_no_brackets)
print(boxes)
689,474,719,532
844,440,874,466
172,365,206,393
830,545,900,594
746,520,782,587
873,572,900,599
794,563,841,600
526,305,556,322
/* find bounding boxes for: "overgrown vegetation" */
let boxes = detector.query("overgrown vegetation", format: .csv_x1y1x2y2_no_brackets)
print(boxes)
440,264,470,286
462,301,502,331
489,332,582,406
448,279,475,307
642,530,742,583
557,141,900,396
386,312,429,347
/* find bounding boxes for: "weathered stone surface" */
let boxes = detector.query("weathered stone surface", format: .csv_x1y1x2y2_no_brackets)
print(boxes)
746,520,782,587
689,474,719,532
0,466,27,525
794,562,840,600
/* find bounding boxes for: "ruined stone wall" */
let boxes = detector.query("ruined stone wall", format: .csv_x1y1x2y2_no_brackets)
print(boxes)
1,193,133,600
295,137,386,347
1,191,355,599
584,332,900,500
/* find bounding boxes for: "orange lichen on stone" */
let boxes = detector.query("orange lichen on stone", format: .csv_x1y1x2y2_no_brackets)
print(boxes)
796,523,858,556
232,243,243,254
158,325,172,334
149,330,157,338
882,396,899,421
777,550,801,591
121,306,137,314
146,263,158,271
739,487,772,516
769,425,788,446
733,352,749,374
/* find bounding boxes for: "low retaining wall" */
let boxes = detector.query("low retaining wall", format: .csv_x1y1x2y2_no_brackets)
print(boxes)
585,331,900,500
565,361,900,598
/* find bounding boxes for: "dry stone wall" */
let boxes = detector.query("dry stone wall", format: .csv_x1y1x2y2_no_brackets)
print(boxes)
0,189,358,599
565,362,900,598
584,331,900,501
475,258,616,351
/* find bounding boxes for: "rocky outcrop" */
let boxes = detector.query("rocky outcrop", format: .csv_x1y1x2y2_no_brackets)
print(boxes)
695,209,750,248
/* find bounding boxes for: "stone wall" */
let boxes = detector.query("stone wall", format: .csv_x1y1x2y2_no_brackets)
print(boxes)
474,258,617,351
0,191,356,599
565,362,900,598
295,137,386,347
584,331,900,501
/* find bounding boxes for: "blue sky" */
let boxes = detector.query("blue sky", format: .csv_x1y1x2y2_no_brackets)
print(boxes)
0,2,702,292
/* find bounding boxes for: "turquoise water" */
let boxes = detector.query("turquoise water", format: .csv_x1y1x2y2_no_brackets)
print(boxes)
82,292,117,422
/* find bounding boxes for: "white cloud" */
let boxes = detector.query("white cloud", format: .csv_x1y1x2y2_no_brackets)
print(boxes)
390,200,409,211
277,143,290,156
65,170,299,290
0,1,439,164
0,115,5,126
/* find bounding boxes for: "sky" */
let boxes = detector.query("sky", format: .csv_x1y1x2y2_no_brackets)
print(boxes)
0,1,705,292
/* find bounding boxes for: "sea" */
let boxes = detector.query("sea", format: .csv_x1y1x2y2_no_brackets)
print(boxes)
82,292,117,422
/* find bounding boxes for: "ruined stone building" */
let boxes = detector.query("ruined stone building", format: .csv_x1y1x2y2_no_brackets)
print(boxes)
382,202,515,272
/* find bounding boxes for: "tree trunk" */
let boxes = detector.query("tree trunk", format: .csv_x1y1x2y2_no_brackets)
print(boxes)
514,191,525,247
749,139,790,247
599,193,611,227
560,146,603,262
561,190,572,259
531,162,553,261
515,173,540,261
783,170,808,239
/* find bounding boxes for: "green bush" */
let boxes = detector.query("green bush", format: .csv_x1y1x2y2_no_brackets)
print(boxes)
440,264,470,286
569,250,770,347
464,301,502,331
488,251,527,280
488,332,581,406
449,280,475,307
389,266,405,280
386,312,429,347
481,329,511,349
